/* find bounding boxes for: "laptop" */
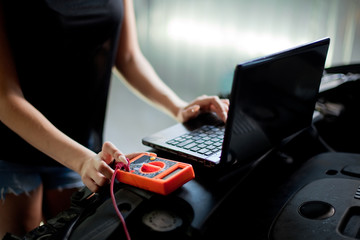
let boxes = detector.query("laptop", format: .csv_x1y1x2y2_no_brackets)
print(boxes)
142,38,330,168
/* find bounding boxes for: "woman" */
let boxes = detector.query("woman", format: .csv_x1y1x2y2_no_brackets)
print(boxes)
0,0,229,237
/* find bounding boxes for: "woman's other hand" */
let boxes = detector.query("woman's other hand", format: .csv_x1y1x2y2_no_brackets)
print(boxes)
176,95,229,123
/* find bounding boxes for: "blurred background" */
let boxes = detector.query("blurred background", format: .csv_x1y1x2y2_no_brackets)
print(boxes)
104,0,360,153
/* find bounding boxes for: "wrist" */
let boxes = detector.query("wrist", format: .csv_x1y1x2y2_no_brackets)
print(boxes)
58,142,97,175
77,151,98,175
172,100,188,122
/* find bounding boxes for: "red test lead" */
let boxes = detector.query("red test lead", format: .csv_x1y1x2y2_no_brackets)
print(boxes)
111,159,131,240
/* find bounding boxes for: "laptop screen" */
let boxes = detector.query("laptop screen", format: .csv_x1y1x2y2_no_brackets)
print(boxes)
221,38,330,166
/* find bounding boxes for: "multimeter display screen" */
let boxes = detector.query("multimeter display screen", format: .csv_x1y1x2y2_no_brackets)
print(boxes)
130,156,176,178
161,168,183,180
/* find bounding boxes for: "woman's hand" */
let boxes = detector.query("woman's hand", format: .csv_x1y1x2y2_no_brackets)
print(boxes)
79,141,140,192
176,95,230,123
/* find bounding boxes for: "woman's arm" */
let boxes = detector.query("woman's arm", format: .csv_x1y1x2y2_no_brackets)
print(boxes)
0,3,126,192
115,0,229,123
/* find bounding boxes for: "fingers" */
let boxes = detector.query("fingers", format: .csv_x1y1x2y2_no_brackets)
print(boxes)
181,105,201,122
99,141,127,165
210,98,229,122
179,95,229,122
82,142,158,193
80,156,113,193
81,141,128,192
209,97,229,122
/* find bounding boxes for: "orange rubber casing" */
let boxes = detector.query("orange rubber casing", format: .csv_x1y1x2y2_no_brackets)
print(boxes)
116,153,195,195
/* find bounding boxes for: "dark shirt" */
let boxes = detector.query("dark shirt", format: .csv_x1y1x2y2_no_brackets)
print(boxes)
1,0,124,165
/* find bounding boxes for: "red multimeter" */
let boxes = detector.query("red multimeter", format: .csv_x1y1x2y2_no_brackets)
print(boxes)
116,153,195,195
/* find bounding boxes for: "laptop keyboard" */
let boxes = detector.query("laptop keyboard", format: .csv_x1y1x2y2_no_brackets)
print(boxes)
166,125,225,156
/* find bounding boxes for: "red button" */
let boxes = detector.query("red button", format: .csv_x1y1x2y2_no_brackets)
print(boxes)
140,161,165,173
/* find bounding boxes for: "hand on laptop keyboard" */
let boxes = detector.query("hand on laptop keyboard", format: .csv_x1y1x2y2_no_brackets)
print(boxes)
176,95,229,123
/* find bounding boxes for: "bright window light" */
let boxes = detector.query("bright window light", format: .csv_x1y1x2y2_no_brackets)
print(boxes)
167,18,301,56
